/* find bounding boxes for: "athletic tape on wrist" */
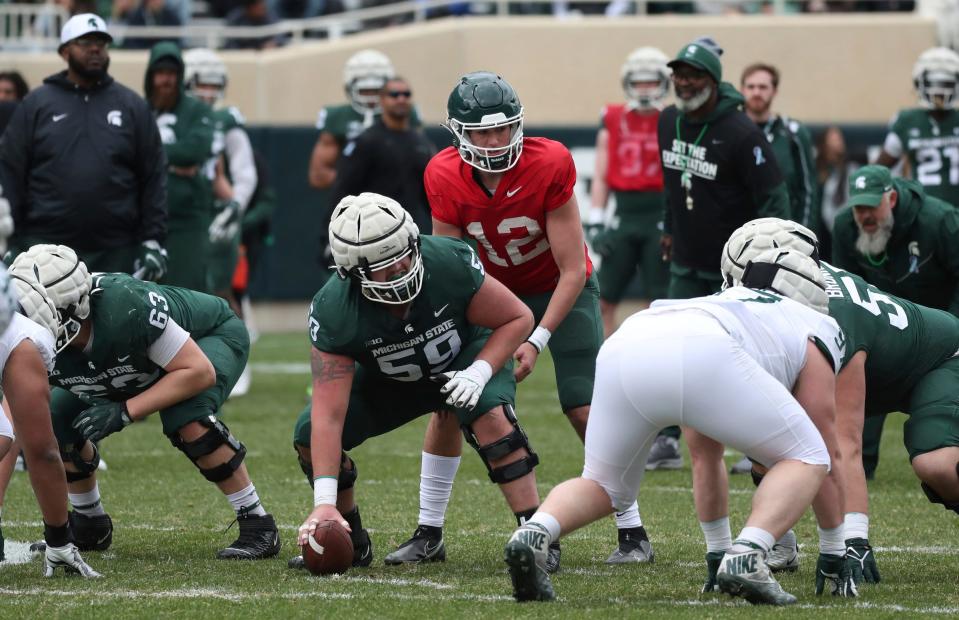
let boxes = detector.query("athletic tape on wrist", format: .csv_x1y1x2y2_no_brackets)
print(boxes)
527,326,551,354
313,476,338,507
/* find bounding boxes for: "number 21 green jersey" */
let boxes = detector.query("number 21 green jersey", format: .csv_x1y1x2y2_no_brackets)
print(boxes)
883,108,959,206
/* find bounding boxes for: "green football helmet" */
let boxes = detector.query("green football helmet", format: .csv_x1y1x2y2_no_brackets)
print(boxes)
446,72,524,173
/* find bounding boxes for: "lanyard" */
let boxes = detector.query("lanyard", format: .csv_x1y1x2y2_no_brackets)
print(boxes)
676,116,709,210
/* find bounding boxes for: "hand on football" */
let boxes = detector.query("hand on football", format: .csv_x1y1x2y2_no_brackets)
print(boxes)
298,505,349,546
513,341,539,383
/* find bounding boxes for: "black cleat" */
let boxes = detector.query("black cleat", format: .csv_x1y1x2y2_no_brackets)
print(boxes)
69,511,113,552
545,541,561,574
343,506,373,567
288,554,305,570
385,525,445,565
606,527,654,564
217,513,281,560
0,517,4,562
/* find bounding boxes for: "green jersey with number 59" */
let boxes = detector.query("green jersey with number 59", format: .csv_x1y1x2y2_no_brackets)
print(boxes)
310,236,487,382
883,108,959,206
821,261,959,414
50,273,236,401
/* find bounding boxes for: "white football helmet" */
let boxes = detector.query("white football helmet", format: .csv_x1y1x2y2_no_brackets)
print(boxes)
721,218,819,289
0,183,12,257
0,267,17,339
913,47,959,110
343,49,395,115
740,248,829,315
184,48,228,106
10,244,91,352
328,193,423,305
10,273,58,343
621,47,670,110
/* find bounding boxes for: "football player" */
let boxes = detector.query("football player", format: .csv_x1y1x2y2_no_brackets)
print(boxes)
292,193,541,570
505,249,849,605
719,217,959,586
587,47,671,337
385,72,650,569
877,47,959,206
11,244,280,561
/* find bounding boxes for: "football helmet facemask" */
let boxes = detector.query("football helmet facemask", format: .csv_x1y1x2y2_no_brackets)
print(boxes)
913,47,959,110
741,248,829,315
10,244,92,352
184,48,228,106
621,47,670,110
328,193,424,305
721,218,819,289
446,71,524,173
343,49,395,115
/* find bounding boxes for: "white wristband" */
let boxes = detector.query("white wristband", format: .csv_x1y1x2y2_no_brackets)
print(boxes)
527,325,551,353
468,359,493,383
843,512,869,540
313,476,338,507
587,207,605,225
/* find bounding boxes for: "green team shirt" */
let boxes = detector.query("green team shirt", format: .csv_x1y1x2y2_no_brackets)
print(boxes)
50,273,235,402
821,261,959,414
309,236,486,382
884,108,959,206
316,103,422,148
761,115,819,235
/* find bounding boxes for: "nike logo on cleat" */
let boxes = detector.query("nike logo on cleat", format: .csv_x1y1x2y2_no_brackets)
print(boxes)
723,554,758,575
516,530,547,552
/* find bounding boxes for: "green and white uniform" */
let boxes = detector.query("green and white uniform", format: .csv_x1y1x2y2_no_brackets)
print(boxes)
883,108,959,206
822,262,959,458
207,106,252,292
293,236,516,451
49,273,249,446
316,103,422,148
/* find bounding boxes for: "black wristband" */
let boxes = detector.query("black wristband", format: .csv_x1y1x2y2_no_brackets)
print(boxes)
44,520,71,548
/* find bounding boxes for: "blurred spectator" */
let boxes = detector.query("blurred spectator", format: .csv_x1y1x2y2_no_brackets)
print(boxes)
121,0,183,50
0,72,29,103
224,0,288,50
815,125,859,259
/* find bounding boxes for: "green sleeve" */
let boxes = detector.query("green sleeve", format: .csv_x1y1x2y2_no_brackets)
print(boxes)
242,185,276,230
164,99,215,167
754,181,791,219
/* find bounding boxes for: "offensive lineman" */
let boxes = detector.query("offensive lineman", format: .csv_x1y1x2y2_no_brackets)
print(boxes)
385,72,651,569
292,193,543,570
11,244,280,560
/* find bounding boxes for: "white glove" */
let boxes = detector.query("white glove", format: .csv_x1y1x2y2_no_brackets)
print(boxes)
44,542,102,578
209,200,241,245
434,360,493,410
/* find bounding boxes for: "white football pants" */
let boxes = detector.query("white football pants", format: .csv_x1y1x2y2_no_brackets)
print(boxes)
583,311,830,511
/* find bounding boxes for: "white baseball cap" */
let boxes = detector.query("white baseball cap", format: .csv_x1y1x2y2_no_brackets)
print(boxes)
59,13,113,51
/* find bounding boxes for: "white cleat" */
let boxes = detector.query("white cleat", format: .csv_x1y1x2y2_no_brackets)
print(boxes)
44,543,102,578
766,529,799,573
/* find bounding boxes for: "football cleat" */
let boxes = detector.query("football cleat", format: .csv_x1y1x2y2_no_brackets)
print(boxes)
606,527,654,564
384,525,445,565
343,506,373,567
729,455,753,475
717,546,797,605
504,523,555,602
217,513,280,560
702,549,727,593
766,529,799,572
69,510,113,552
545,541,561,574
815,552,858,597
645,435,683,470
43,542,101,578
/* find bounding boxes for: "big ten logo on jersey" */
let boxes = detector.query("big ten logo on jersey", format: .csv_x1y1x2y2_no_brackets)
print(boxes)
467,217,549,268
662,139,718,181
370,319,460,382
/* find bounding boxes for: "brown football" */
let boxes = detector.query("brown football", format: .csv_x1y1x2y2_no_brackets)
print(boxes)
302,520,354,575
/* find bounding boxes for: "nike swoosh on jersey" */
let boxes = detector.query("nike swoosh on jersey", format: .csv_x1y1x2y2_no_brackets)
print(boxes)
506,186,523,198
434,304,450,317
53,114,68,122
118,355,131,362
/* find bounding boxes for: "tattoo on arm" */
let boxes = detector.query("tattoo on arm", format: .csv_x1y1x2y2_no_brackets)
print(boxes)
311,349,355,384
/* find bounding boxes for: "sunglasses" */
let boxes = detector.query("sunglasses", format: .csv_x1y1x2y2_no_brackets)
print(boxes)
385,90,412,99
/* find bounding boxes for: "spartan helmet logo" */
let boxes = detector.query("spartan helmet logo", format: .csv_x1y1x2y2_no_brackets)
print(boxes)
855,176,867,189
404,324,414,334
88,16,98,27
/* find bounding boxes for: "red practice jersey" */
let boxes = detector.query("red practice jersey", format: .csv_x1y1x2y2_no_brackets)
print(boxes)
602,104,664,192
426,137,592,295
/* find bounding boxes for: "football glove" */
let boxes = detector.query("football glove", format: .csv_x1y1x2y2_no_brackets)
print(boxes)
845,537,881,584
73,401,132,443
209,199,241,245
432,360,492,410
815,552,858,597
44,542,101,578
133,239,168,282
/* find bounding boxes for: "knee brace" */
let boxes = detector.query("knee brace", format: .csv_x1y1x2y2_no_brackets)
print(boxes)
169,416,246,483
295,446,357,491
462,404,539,484
919,462,959,516
60,441,100,483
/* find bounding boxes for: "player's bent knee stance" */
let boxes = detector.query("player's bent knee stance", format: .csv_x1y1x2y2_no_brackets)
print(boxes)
296,447,358,491
912,450,959,513
60,440,101,483
169,417,246,482
461,404,539,484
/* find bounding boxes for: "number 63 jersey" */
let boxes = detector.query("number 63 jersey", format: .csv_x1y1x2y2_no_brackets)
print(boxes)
50,273,236,401
821,261,959,414
426,137,593,295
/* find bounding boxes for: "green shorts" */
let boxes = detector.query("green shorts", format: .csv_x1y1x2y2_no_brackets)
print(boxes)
207,235,240,294
50,315,250,446
519,273,602,412
903,355,959,459
598,192,669,303
162,227,210,293
293,336,516,451
667,263,724,299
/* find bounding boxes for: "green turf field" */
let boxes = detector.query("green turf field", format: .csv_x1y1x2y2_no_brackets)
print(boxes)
1,332,957,618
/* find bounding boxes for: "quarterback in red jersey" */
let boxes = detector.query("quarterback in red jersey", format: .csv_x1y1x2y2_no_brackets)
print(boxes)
384,72,653,573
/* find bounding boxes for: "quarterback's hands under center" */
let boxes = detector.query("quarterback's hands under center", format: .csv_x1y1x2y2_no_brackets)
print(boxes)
513,342,539,383
298,505,349,546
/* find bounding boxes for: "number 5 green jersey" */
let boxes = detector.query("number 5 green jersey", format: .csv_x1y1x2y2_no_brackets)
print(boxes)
309,236,487,382
883,108,959,206
50,273,236,401
821,261,959,415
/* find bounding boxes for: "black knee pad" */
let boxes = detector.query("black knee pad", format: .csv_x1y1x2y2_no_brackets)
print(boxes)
295,447,357,491
750,466,765,488
169,416,246,483
462,404,539,484
61,441,100,483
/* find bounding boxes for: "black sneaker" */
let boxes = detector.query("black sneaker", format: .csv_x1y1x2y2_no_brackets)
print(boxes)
606,527,654,564
384,525,445,565
343,506,373,567
217,513,281,560
69,511,113,552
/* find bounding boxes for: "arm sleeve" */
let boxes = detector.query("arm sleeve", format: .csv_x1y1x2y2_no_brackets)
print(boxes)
0,103,32,228
163,104,215,167
224,127,258,212
424,162,462,227
135,100,169,243
543,148,577,211
146,317,190,367
882,114,904,159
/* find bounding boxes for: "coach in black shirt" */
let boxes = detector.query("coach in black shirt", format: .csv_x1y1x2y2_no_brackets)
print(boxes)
328,77,436,233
